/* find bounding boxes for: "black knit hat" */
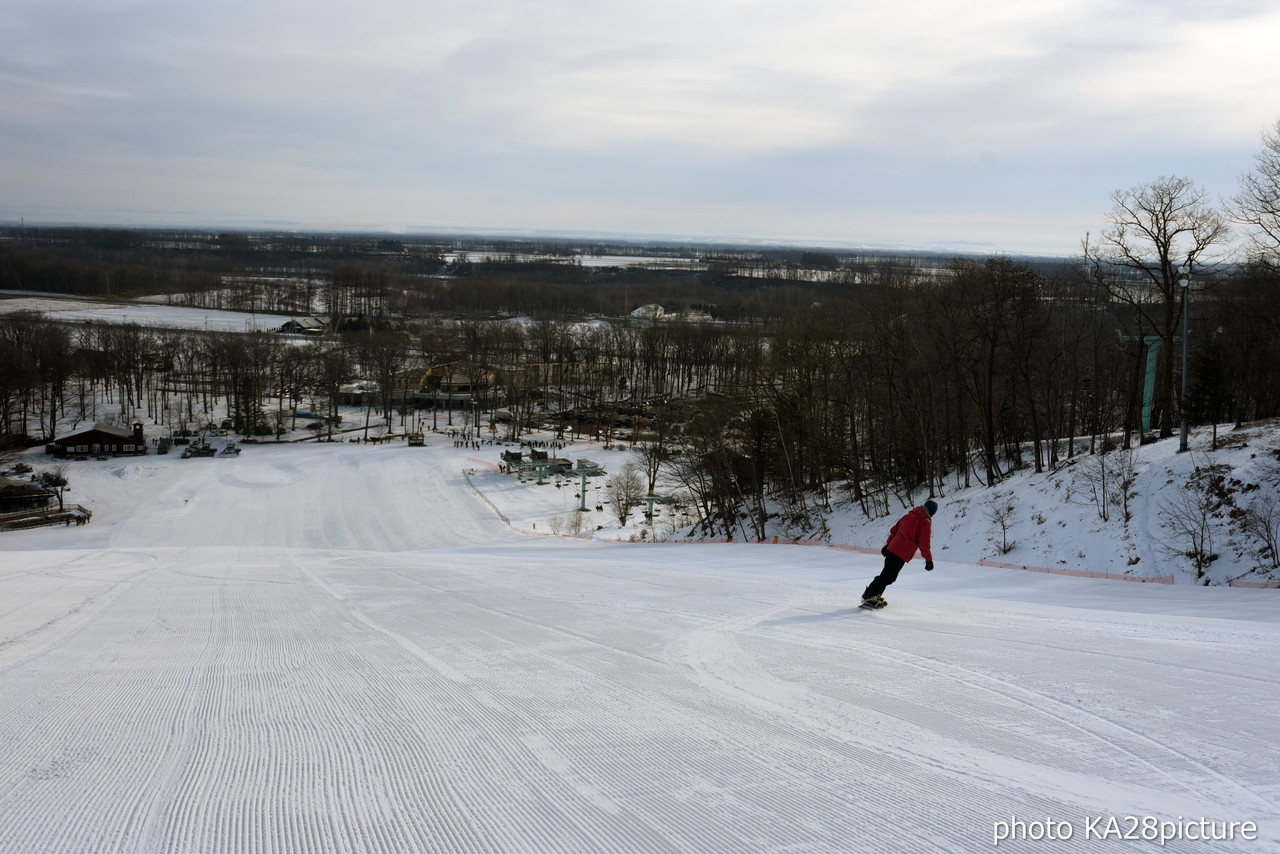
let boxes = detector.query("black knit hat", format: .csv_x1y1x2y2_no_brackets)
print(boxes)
924,499,938,517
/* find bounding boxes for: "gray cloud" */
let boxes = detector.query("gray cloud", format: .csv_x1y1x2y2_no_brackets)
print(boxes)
2,0,1278,254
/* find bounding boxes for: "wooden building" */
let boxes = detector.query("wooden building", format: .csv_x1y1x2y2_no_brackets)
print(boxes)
47,423,148,458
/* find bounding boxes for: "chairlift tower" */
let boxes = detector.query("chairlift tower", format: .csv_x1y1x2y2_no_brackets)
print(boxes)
642,492,673,521
572,460,605,511
1116,332,1164,435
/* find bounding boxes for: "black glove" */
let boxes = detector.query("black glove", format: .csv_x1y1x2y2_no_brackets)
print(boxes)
881,546,889,557
925,561,934,571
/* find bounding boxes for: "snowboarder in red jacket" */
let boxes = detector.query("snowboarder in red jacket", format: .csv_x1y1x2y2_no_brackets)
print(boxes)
862,499,937,608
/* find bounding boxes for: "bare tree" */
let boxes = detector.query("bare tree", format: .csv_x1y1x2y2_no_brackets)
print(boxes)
548,512,585,536
1230,118,1280,260
604,463,646,527
354,329,409,428
1240,493,1280,569
1073,447,1135,523
308,343,353,437
1083,176,1231,437
43,463,70,510
634,410,675,495
1112,447,1139,524
0,441,23,472
984,491,1017,555
1156,480,1219,579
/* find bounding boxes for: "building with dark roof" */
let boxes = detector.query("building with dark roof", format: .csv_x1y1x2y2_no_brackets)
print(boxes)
47,423,148,458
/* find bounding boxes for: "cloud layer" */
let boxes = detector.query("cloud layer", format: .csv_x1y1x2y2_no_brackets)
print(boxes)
3,0,1278,254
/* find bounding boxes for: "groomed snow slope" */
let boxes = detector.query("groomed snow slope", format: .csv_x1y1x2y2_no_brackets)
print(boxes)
1,443,1278,853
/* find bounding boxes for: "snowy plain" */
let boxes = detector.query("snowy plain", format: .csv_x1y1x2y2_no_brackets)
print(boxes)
1,434,1278,853
0,293,284,333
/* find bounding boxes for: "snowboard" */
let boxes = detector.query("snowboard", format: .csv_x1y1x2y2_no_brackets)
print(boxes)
859,598,887,610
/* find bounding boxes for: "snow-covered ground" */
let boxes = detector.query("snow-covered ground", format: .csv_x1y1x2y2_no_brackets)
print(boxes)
0,293,281,332
1,436,1278,853
827,423,1280,589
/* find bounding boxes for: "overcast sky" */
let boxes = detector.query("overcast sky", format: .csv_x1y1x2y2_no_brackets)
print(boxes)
3,0,1278,255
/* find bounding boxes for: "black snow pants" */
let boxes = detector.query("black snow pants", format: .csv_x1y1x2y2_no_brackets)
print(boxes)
863,553,907,599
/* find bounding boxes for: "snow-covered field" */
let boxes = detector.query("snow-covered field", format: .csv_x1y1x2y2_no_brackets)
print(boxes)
0,293,279,333
1,438,1278,852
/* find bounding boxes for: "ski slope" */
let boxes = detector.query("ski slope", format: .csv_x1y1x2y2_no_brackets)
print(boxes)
1,442,1278,853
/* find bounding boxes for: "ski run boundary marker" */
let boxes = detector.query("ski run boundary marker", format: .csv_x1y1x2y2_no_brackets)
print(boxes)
975,559,1174,584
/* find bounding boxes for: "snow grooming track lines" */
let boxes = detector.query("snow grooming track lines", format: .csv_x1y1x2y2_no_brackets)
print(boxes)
0,552,220,854
0,550,159,673
750,598,1280,822
787,621,1272,816
307,551,985,852
143,553,468,854
106,574,224,854
305,555,811,853
676,602,1081,850
367,565,880,851
877,608,1280,690
0,551,107,624
3,441,1280,853
294,554,657,854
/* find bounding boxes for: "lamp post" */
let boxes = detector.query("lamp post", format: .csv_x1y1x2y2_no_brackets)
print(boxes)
1178,266,1191,453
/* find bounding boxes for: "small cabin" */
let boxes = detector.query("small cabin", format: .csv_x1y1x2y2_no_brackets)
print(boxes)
279,317,328,335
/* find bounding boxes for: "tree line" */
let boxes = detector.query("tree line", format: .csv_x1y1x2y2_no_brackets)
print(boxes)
2,119,1279,538
3,245,1277,537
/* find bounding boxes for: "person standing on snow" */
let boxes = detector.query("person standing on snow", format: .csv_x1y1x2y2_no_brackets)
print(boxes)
862,499,937,609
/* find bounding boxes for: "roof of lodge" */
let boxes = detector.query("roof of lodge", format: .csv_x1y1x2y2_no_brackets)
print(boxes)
53,422,140,443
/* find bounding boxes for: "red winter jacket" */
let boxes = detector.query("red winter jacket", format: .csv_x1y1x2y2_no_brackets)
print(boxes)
885,506,933,563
